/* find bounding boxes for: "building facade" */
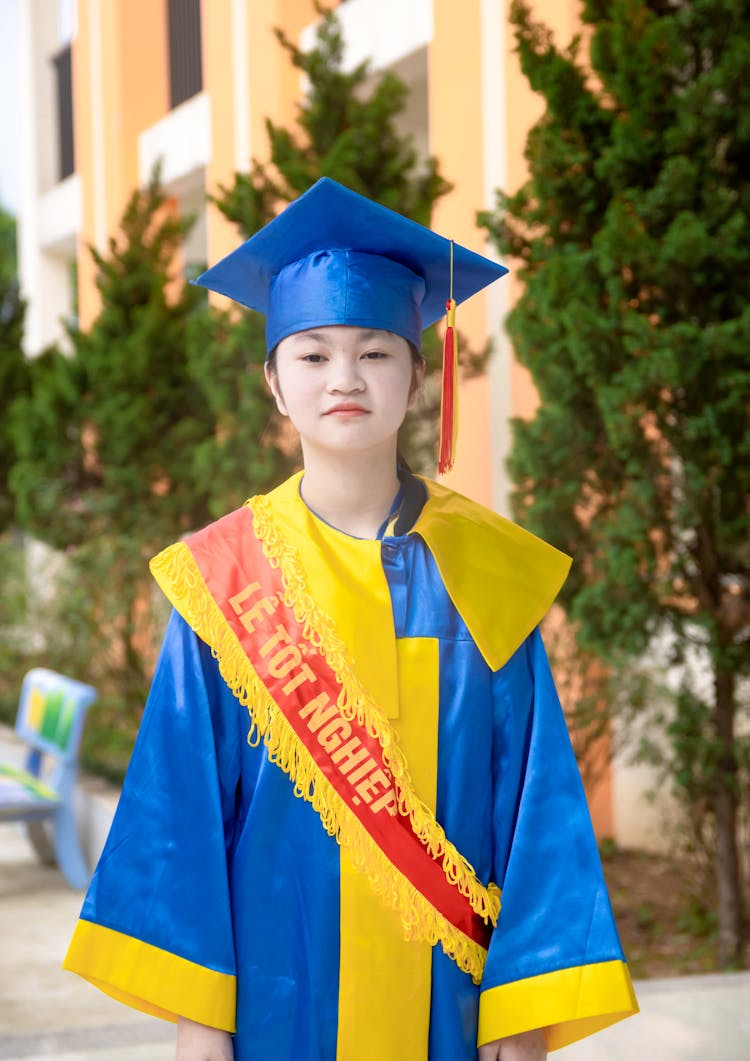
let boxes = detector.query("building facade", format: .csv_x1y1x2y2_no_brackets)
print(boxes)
16,0,666,847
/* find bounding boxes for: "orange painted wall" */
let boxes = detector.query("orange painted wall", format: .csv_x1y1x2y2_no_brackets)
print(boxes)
503,0,580,423
203,0,320,274
74,0,169,327
202,0,240,271
109,2,169,226
427,1,583,509
429,0,494,507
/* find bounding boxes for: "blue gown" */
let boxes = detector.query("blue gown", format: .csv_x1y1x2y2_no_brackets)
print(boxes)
64,475,637,1058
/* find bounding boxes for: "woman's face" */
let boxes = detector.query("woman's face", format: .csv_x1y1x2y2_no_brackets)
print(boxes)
266,326,423,458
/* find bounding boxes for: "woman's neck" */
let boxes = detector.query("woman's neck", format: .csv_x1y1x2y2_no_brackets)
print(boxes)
299,446,400,539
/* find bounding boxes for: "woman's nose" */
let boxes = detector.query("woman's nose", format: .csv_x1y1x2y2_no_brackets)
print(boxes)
327,357,365,393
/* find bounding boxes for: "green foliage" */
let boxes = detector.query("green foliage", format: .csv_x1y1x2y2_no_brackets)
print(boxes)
0,207,27,532
598,835,619,861
7,170,289,775
186,308,293,517
635,902,657,936
214,4,450,234
7,173,209,764
480,0,749,964
0,206,18,287
12,172,210,550
482,0,750,660
213,3,472,473
677,896,718,942
0,215,29,714
0,531,27,723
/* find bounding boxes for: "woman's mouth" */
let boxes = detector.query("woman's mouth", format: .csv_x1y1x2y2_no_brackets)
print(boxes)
324,404,369,416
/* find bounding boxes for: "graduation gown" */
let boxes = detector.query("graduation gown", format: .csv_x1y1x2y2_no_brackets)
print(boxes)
64,473,638,1058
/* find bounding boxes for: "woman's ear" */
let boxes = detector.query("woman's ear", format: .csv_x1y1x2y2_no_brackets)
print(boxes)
264,361,289,417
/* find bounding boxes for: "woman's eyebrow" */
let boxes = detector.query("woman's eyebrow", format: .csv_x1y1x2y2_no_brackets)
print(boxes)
289,329,396,345
289,331,328,344
357,330,402,345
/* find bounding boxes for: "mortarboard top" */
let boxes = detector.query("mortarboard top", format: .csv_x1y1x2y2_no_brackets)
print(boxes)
195,177,508,353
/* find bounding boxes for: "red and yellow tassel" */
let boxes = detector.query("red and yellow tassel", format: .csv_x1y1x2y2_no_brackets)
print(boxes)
438,242,458,474
438,298,458,474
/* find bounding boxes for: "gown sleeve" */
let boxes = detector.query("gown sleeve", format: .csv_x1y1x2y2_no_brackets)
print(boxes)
478,628,639,1051
63,610,242,1032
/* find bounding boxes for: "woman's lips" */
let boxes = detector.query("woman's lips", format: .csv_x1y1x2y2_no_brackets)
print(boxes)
324,404,369,416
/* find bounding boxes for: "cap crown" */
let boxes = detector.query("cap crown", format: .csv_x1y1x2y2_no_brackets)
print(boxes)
195,177,508,351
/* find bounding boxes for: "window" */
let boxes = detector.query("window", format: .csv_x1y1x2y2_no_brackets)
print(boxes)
167,0,203,108
53,43,75,181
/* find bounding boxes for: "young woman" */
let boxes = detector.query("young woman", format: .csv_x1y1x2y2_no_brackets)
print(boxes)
65,179,638,1060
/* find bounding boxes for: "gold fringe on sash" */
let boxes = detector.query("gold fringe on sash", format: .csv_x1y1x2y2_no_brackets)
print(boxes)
150,501,501,984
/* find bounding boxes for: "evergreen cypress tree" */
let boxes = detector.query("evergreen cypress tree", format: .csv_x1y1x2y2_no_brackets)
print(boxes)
0,208,28,718
10,172,222,756
12,171,214,549
480,0,749,966
0,207,27,532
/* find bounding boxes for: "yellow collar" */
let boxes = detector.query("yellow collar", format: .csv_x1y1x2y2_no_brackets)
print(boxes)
413,477,571,670
265,473,570,673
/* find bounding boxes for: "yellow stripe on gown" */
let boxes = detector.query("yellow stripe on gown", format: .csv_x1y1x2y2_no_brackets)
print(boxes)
264,478,442,1056
337,637,440,1060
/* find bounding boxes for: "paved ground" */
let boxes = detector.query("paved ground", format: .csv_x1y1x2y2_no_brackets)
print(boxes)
0,727,174,1061
0,823,174,1061
555,972,750,1060
1,726,749,1059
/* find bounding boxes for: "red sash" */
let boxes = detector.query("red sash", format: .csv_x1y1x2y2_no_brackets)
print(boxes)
150,499,500,982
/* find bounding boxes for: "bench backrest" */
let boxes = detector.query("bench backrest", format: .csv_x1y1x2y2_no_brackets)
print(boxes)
16,669,98,770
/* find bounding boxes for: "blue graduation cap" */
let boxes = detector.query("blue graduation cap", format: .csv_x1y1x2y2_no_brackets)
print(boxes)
195,177,508,471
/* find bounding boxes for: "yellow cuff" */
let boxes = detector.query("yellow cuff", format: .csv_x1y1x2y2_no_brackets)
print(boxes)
478,959,638,1051
63,919,236,1032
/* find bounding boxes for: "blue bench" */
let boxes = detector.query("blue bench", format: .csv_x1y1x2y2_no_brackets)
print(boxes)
0,668,97,889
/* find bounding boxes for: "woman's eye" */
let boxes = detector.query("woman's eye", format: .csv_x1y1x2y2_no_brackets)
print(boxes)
362,350,387,360
301,353,326,363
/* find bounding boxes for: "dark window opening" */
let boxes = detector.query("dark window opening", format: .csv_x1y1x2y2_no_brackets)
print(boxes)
53,44,75,181
168,0,203,108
